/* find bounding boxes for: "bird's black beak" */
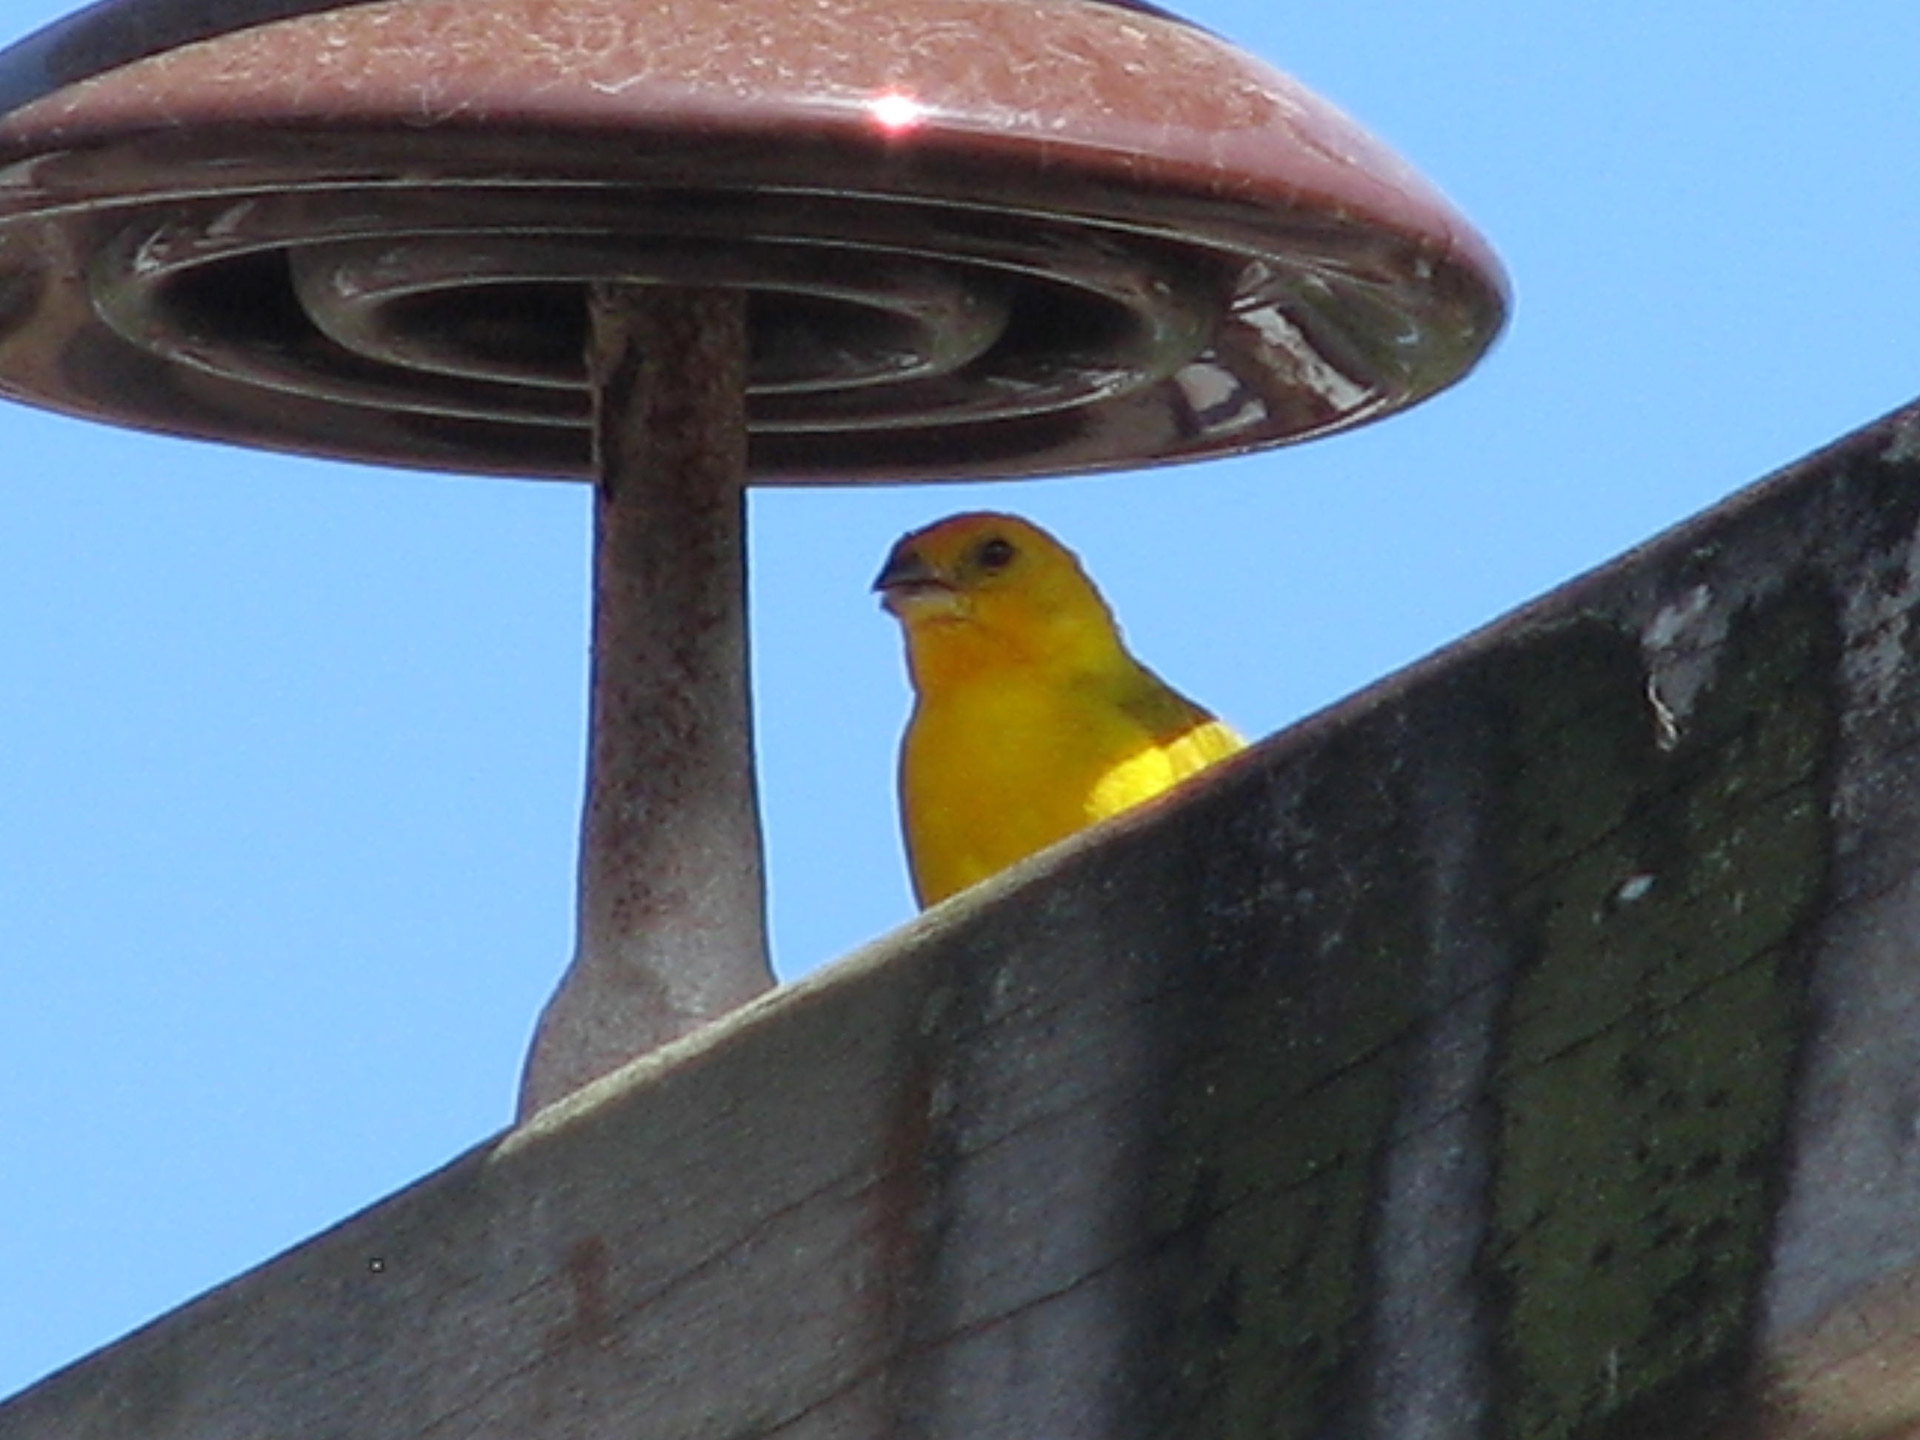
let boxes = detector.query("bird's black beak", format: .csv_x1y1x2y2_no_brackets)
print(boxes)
872,543,936,595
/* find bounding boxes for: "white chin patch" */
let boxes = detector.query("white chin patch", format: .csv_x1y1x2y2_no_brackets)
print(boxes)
883,585,965,621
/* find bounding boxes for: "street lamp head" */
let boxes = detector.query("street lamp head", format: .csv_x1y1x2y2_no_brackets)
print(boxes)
0,0,1506,485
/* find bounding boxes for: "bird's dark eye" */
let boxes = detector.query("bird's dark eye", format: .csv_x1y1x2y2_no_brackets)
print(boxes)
977,536,1017,570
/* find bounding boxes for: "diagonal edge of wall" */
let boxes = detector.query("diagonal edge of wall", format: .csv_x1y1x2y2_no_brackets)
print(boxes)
10,399,1920,1439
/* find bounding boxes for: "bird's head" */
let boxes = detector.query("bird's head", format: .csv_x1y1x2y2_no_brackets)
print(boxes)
873,512,1125,682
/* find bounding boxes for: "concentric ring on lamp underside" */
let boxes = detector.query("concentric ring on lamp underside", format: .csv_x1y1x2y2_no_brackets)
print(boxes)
0,0,1509,482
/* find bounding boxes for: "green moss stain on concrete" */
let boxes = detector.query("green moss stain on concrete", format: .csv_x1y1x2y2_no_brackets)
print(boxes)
1149,1063,1405,1440
1137,571,1837,1440
1142,731,1431,1439
1486,581,1836,1440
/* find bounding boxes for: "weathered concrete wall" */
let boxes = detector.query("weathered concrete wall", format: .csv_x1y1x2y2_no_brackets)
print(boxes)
12,400,1920,1439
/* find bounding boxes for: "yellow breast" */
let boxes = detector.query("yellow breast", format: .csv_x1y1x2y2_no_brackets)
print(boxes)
900,667,1241,906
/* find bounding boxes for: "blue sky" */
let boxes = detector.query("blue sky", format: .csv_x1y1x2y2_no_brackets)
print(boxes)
5,0,1919,1398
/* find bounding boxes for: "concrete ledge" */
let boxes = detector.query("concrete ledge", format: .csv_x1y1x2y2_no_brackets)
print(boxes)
11,400,1920,1437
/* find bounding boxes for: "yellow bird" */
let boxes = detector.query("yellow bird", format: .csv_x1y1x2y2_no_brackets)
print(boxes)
874,512,1245,908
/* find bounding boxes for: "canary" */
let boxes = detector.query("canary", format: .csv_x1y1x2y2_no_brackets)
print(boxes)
875,512,1245,907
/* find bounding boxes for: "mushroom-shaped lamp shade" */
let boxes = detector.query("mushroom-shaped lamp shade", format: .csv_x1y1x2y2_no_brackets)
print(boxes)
0,0,1507,484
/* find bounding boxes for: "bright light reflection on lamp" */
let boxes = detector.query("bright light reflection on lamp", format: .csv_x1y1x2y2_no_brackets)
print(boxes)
868,91,925,134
